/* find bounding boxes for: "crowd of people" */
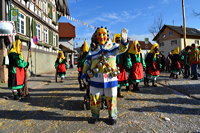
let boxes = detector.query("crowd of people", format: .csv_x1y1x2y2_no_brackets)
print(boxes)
164,44,200,80
7,27,200,126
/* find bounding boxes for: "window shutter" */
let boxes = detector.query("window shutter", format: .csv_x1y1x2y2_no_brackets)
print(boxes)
51,31,53,45
48,3,52,18
26,16,30,37
49,30,51,45
56,34,58,46
56,12,58,25
14,21,18,33
32,19,36,37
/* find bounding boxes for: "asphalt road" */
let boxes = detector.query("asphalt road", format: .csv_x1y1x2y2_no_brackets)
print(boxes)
0,68,200,133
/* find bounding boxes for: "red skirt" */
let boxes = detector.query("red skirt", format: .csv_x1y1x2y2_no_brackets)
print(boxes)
16,67,25,85
130,62,144,80
117,65,127,82
146,62,160,76
57,64,67,73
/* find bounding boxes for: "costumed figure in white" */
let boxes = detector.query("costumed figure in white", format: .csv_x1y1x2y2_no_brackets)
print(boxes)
82,27,129,125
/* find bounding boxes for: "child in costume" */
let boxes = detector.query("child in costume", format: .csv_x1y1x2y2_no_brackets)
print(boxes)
8,40,29,100
169,47,181,79
55,51,69,82
145,43,161,87
128,40,146,91
77,41,89,91
82,27,129,125
113,34,131,98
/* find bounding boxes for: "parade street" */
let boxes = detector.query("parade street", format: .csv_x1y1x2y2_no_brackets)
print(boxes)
0,68,200,133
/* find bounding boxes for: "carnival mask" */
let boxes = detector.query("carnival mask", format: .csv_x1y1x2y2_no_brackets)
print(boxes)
154,46,159,53
137,44,141,52
95,28,108,45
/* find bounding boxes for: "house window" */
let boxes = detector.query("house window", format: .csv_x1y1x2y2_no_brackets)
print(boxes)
162,33,166,38
17,12,25,34
52,8,56,22
43,28,48,43
36,23,41,40
171,40,177,45
195,40,199,45
53,34,56,46
43,0,47,14
169,31,173,36
160,42,164,47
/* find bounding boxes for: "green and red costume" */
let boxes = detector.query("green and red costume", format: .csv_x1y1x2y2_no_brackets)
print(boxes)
129,53,146,83
55,58,69,78
8,52,28,90
116,52,131,87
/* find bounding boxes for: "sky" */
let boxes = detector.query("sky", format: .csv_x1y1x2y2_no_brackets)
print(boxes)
59,0,200,48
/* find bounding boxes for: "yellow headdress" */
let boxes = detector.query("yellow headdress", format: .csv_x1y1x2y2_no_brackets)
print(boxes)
57,50,65,62
128,40,141,55
9,39,23,59
149,43,159,58
172,46,180,55
112,34,121,43
82,41,89,53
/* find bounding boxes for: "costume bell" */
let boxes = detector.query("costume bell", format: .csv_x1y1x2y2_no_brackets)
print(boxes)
145,43,161,87
8,40,29,100
82,27,129,125
55,51,69,82
128,40,146,91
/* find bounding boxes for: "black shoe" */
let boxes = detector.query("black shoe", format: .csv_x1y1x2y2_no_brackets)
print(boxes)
152,84,157,87
191,77,198,80
13,94,20,100
108,119,117,125
88,118,99,124
18,92,23,97
125,86,130,91
24,93,30,98
117,93,124,98
80,87,85,91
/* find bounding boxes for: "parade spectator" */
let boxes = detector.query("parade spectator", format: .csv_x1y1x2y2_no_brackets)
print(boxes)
8,40,29,100
55,51,69,82
169,47,181,79
159,52,166,72
145,43,161,87
189,43,199,80
128,40,146,92
82,27,129,125
77,41,89,91
181,46,191,78
165,51,173,72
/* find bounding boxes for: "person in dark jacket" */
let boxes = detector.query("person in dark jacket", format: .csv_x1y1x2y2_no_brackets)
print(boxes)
8,40,29,100
145,43,161,87
189,43,199,80
77,41,89,91
181,46,191,78
169,47,181,79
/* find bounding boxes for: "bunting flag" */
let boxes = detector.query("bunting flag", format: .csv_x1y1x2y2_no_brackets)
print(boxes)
75,37,90,40
65,15,117,41
65,15,96,30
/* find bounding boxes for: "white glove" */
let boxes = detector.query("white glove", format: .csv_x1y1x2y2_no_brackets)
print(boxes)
121,28,128,42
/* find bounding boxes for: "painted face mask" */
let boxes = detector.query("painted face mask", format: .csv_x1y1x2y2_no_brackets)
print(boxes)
96,28,108,45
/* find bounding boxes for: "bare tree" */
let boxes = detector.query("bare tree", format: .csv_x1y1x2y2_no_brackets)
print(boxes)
193,10,200,16
149,15,164,38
